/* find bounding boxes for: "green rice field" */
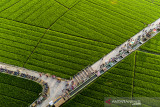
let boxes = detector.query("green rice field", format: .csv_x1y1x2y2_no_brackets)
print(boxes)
1,0,160,79
0,72,42,107
63,51,160,107
1,0,160,106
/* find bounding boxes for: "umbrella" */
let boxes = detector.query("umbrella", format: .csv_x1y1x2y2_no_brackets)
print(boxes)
130,41,134,45
153,29,157,32
49,101,53,105
57,77,61,80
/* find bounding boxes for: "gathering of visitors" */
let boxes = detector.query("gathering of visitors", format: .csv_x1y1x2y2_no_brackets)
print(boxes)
99,21,160,74
1,18,160,107
56,21,160,106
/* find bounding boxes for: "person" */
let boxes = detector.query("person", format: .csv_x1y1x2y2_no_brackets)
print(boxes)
66,83,69,87
62,89,65,93
17,71,20,75
39,73,42,77
52,75,56,79
142,35,147,42
142,29,144,32
145,30,147,34
146,33,151,38
148,24,151,27
26,74,28,78
131,38,134,41
157,28,160,31
57,79,61,83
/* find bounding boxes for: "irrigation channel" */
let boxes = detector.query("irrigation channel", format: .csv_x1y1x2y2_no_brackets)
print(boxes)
0,18,160,107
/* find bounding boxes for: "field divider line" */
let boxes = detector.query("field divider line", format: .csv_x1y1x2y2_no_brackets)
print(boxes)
0,82,38,94
22,29,49,67
0,17,114,47
8,0,31,18
47,0,82,30
131,51,137,100
0,17,49,30
62,18,160,107
138,48,160,56
22,11,70,67
54,0,70,9
85,0,142,24
23,0,82,67
0,92,29,103
0,0,22,13
48,29,117,47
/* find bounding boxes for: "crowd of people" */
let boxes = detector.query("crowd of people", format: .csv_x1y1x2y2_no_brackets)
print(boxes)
1,21,160,107
39,73,58,80
35,82,49,105
45,21,160,107
100,22,160,73
0,67,38,81
49,66,95,106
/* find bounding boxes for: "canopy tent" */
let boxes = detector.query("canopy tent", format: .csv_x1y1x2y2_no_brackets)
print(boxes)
49,101,53,105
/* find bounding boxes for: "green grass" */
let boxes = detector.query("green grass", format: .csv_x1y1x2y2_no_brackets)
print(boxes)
0,72,42,107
